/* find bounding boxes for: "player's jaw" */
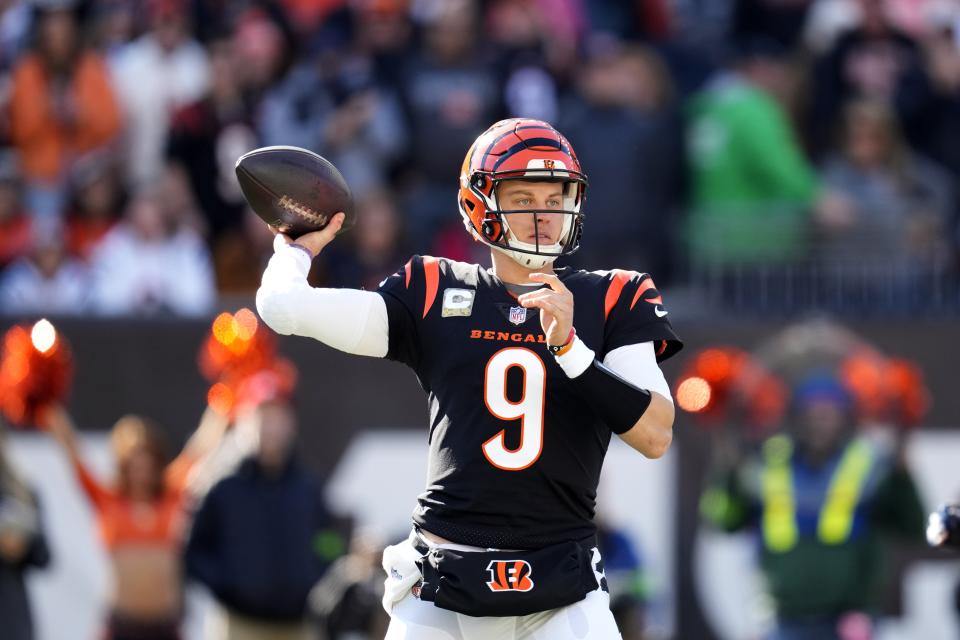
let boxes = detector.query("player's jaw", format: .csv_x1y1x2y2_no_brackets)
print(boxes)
496,180,566,246
502,212,563,245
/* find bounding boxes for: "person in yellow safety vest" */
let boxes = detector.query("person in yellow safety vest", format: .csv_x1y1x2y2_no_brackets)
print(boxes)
700,373,926,640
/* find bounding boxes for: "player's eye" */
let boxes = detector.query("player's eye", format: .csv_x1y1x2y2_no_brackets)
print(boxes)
547,199,562,208
516,198,532,206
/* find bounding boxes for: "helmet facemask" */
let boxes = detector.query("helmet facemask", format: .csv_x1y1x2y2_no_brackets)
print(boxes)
462,169,586,269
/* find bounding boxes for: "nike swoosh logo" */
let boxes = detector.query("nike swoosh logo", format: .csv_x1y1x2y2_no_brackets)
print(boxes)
654,306,668,317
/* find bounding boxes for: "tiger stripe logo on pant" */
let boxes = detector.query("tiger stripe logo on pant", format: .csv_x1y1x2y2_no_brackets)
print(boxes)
486,560,534,592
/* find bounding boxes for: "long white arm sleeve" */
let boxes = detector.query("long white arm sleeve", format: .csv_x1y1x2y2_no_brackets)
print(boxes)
602,342,674,403
255,236,389,357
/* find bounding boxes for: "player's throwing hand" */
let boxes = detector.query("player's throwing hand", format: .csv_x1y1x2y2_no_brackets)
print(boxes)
518,272,573,346
272,212,346,258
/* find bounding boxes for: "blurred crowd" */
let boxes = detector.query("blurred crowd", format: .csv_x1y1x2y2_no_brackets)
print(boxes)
0,0,958,318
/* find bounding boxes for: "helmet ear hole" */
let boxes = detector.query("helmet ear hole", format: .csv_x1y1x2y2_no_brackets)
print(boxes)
481,219,502,241
472,175,487,190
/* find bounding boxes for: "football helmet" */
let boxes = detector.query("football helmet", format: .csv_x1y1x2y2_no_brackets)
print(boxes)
458,119,588,269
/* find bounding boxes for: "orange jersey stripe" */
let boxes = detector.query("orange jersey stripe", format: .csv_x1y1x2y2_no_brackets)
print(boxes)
630,277,663,309
422,256,440,318
404,259,412,288
604,270,633,320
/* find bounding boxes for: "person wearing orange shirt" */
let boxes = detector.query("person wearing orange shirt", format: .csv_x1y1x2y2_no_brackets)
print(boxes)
9,4,121,221
41,405,227,640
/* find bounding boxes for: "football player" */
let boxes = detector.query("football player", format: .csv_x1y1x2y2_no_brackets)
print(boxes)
256,118,682,639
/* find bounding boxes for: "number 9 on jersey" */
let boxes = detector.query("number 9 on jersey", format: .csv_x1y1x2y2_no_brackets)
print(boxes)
482,348,547,471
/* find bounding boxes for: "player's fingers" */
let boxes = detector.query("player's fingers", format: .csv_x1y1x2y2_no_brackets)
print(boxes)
520,296,563,316
516,289,551,302
528,272,569,294
316,212,346,245
518,290,572,312
294,213,346,254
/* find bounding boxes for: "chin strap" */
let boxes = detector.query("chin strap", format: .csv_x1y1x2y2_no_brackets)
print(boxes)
494,216,563,269
492,244,557,269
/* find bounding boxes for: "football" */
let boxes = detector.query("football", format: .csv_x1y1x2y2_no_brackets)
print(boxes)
235,146,355,238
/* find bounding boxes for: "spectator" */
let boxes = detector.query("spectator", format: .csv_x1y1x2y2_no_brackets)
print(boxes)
0,232,89,316
323,189,406,289
65,150,123,262
167,36,256,241
230,9,293,105
560,39,684,278
257,36,407,197
210,209,275,294
89,187,215,316
40,404,228,640
9,2,121,221
917,6,960,253
0,0,31,141
732,0,816,51
486,0,561,122
700,372,926,640
686,38,817,267
350,0,415,90
814,100,952,286
89,0,137,62
0,421,51,640
185,397,340,640
397,0,501,253
808,0,935,157
0,152,31,269
110,0,210,187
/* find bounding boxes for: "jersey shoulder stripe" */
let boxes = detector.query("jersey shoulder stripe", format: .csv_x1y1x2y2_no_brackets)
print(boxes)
630,276,663,309
590,269,650,320
401,255,478,319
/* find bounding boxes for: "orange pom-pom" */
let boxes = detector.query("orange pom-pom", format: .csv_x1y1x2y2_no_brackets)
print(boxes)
839,350,888,421
677,347,749,420
0,320,74,427
198,308,277,384
675,346,787,434
884,358,929,429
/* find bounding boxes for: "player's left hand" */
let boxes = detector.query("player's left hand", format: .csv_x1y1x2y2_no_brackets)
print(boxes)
518,273,573,347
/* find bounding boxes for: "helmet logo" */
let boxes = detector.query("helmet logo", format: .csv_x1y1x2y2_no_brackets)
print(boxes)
525,158,566,171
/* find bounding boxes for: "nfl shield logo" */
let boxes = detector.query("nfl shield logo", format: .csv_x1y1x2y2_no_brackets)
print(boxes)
508,306,527,325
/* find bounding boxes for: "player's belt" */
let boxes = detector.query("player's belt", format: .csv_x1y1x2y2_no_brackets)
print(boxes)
409,529,602,617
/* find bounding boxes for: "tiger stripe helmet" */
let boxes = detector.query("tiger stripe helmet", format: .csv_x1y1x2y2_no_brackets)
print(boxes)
458,119,588,269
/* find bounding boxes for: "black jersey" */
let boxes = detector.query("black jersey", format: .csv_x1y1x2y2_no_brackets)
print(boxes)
376,256,682,549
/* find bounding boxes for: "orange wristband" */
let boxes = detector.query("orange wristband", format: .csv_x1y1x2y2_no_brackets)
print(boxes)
548,328,576,356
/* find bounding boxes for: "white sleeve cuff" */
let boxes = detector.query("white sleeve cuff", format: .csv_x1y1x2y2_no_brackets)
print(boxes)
554,337,595,379
272,235,313,271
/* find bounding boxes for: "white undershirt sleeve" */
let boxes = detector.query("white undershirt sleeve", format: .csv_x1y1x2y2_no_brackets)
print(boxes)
602,342,674,404
255,236,390,357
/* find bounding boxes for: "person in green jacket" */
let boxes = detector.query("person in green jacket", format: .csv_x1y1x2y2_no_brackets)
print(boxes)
700,372,926,640
686,38,818,267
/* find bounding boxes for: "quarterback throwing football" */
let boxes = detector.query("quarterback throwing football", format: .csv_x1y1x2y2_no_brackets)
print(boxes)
256,119,682,639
